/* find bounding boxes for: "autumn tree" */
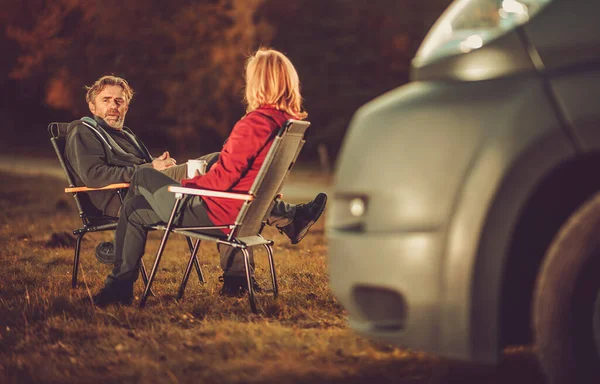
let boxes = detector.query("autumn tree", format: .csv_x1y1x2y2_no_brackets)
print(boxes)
256,0,439,161
5,0,271,154
157,0,273,155
3,0,452,158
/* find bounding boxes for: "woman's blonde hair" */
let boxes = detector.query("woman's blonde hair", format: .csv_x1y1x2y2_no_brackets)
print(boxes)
244,48,307,119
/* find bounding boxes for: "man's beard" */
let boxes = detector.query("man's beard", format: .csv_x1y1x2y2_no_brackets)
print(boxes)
104,112,124,129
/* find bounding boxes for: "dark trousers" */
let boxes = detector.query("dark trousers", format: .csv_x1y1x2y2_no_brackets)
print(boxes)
108,168,214,283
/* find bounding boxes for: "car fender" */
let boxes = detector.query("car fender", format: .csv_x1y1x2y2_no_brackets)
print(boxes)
442,124,575,361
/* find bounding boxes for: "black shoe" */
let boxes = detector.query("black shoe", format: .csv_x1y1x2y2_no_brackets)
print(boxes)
279,193,327,245
92,280,134,307
95,241,115,265
219,275,262,297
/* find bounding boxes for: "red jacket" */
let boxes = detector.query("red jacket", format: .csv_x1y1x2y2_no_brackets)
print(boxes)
181,106,295,232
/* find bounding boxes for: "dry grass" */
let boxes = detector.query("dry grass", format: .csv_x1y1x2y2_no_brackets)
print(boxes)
0,172,547,384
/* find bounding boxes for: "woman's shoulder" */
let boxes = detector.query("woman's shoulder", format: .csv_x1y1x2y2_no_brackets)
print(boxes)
244,107,294,123
233,109,276,133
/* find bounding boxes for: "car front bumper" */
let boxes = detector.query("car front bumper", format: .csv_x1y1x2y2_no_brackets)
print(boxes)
328,229,445,353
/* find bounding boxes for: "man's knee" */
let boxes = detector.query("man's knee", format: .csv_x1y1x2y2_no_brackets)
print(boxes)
200,152,219,168
131,167,155,185
121,194,140,217
121,193,151,221
130,167,171,195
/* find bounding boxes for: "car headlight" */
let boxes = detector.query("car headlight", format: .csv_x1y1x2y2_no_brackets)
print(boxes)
413,0,554,67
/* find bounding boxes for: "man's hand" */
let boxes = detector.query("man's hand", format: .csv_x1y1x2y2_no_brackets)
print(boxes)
152,151,177,171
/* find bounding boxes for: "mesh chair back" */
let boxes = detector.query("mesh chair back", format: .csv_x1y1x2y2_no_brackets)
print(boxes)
233,120,310,238
48,122,105,219
48,123,75,186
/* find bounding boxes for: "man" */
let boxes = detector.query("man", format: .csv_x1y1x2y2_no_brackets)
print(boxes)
65,75,327,294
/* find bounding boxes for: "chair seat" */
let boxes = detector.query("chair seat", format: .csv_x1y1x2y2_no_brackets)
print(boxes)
236,235,273,248
174,227,228,237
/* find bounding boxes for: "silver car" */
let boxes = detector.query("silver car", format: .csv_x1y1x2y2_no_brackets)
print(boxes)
327,0,600,383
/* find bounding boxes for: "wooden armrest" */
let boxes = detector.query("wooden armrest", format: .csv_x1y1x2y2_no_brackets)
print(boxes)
168,186,254,201
65,183,130,193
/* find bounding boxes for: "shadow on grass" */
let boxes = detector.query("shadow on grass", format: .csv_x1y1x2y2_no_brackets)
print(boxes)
253,347,545,384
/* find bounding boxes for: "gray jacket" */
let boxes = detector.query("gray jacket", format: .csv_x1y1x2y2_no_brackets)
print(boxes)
64,116,154,216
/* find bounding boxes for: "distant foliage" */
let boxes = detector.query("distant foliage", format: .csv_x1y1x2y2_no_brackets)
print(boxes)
2,0,451,157
256,0,429,158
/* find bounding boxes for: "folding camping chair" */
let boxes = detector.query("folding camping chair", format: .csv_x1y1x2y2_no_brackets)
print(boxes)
48,122,154,289
139,119,311,313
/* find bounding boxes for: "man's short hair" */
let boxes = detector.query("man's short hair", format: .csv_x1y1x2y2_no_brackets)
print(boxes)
85,75,134,105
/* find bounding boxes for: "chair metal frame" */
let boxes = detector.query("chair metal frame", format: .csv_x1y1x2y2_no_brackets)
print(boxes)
139,119,311,313
48,122,156,289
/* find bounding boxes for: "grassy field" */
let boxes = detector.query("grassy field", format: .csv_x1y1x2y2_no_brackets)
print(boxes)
0,171,547,383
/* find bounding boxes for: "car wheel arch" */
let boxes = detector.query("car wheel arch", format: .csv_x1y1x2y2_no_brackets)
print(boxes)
439,125,590,361
471,150,600,357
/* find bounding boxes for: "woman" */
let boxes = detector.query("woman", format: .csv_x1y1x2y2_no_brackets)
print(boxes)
92,48,319,306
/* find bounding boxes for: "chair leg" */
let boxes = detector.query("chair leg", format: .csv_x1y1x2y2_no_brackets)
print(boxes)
264,244,278,298
186,237,205,284
72,232,86,288
139,259,155,297
140,197,182,307
139,229,171,308
177,239,201,301
242,248,257,314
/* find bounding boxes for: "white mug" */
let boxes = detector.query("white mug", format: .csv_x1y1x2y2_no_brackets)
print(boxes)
187,159,207,178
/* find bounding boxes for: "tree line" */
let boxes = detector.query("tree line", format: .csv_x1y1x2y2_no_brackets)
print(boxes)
0,0,450,161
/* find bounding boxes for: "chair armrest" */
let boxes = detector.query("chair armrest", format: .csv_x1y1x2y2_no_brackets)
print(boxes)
168,186,254,201
65,183,130,193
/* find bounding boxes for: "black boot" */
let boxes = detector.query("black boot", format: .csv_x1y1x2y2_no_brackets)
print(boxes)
279,193,327,244
92,279,134,307
219,275,262,297
95,241,115,264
